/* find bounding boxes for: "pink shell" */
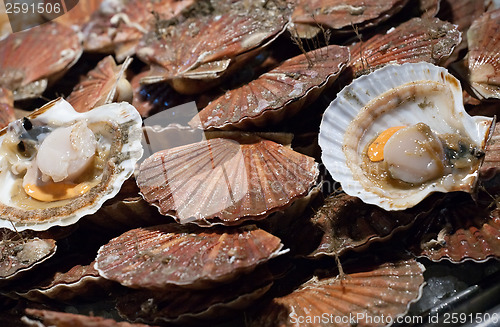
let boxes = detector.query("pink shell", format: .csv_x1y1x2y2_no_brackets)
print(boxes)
95,224,284,289
137,136,319,226
0,22,82,100
52,0,104,29
466,9,500,99
349,17,461,77
251,259,425,327
190,45,349,130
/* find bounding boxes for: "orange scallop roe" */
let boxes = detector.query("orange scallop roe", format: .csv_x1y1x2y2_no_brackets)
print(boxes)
367,126,406,162
24,182,91,202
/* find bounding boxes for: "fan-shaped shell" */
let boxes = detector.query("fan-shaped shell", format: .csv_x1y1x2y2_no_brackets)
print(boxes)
349,17,460,77
250,259,425,327
319,62,493,210
190,45,349,130
0,22,82,100
137,0,290,94
52,0,104,29
466,9,500,99
95,224,284,289
0,98,143,231
137,136,319,225
66,56,133,112
409,193,500,262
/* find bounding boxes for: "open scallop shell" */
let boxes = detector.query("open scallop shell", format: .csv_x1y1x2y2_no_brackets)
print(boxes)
250,259,425,327
319,62,493,210
137,135,319,226
465,9,500,99
0,22,82,100
66,56,133,113
349,17,461,77
190,45,349,130
95,224,285,290
0,98,143,231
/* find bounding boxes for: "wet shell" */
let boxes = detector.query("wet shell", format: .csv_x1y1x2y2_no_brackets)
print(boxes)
23,308,155,327
95,224,285,289
349,17,461,77
319,62,493,210
0,87,15,129
137,136,319,225
479,120,500,181
137,1,290,94
190,45,349,130
0,98,143,231
291,0,408,38
409,193,500,262
465,9,500,99
250,259,425,327
0,22,82,100
66,56,133,112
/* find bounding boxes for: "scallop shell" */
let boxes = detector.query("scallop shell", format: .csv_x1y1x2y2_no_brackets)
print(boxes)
0,87,15,129
409,193,500,262
95,224,285,290
0,98,143,231
290,0,408,38
52,0,104,29
480,120,500,181
319,62,493,210
189,45,349,130
23,308,154,327
419,0,440,18
66,56,133,113
137,1,290,94
250,259,425,327
465,9,500,99
349,17,461,77
0,22,82,100
137,136,319,225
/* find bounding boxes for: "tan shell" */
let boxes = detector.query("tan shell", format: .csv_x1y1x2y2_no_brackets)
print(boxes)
52,0,104,29
419,0,440,18
250,259,425,327
95,224,284,289
137,136,319,226
190,45,349,130
66,56,133,112
0,22,82,100
480,120,500,181
466,9,500,99
137,1,290,94
0,87,15,129
349,17,461,77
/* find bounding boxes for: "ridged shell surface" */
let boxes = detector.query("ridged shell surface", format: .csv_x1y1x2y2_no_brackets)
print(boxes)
319,62,493,210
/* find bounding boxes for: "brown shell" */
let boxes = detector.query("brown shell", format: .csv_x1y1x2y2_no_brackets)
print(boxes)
95,224,284,289
250,259,425,327
466,9,500,99
24,308,155,327
419,0,440,18
52,0,104,29
137,136,319,226
190,45,349,130
0,22,82,100
66,56,132,112
291,0,408,38
137,1,290,93
409,193,500,262
116,265,273,325
349,17,461,77
0,237,56,282
480,120,500,181
83,0,195,61
0,86,15,129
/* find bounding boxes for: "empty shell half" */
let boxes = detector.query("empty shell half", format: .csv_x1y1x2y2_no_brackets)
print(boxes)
319,62,493,210
0,98,143,231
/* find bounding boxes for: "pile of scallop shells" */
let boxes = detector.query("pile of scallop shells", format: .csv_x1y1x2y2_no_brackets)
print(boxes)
0,0,499,326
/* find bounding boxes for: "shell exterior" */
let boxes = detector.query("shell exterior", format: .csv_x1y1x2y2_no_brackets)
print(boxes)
319,62,493,210
137,136,319,226
0,22,82,100
250,259,425,327
409,193,500,262
52,0,104,29
66,56,133,112
0,98,143,231
349,17,461,77
0,87,15,129
480,120,500,181
466,9,500,99
95,224,284,289
419,0,440,18
137,1,290,93
190,45,350,130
